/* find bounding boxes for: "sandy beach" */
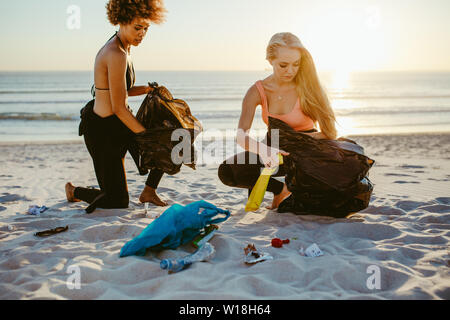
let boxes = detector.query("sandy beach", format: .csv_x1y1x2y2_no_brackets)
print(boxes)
0,133,449,300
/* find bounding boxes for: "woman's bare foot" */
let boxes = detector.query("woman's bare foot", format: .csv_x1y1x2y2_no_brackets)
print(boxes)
266,183,291,210
65,182,81,202
139,185,168,206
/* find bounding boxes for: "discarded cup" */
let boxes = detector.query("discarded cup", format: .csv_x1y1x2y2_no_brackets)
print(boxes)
145,203,159,219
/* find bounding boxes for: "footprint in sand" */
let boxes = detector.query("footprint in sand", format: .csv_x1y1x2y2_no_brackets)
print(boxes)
395,200,426,211
0,193,31,203
436,197,450,205
393,181,420,184
384,173,415,177
398,165,425,169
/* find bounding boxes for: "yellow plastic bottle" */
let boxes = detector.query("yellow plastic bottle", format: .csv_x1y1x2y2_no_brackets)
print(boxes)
245,154,284,212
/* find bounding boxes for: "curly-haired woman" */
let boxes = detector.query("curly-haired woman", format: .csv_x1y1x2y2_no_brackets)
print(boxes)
218,32,337,210
66,0,169,211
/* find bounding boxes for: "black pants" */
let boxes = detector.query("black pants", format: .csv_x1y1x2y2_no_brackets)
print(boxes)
74,111,163,209
218,128,317,197
218,151,286,196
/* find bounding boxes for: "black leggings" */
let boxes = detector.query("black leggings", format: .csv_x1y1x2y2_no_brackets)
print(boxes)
74,112,163,209
218,151,286,197
218,128,317,196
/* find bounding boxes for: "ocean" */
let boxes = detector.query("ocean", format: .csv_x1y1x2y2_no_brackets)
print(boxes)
0,71,450,143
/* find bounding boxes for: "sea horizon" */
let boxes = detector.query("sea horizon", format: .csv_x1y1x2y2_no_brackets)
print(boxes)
1,70,450,142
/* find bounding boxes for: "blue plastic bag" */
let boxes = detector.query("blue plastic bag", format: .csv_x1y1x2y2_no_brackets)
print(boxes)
119,200,230,257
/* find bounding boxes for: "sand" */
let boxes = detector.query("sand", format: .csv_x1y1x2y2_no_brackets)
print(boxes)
0,133,449,300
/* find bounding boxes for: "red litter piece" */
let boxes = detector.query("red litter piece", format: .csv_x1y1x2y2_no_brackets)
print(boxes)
271,238,290,248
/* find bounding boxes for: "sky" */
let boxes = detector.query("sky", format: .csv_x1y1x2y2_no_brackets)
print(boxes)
0,0,449,72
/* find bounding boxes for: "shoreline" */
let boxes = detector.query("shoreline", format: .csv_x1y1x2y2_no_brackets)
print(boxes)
1,131,449,147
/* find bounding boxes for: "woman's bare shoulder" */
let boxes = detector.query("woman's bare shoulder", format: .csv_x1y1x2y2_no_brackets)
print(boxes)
261,76,275,91
96,40,127,67
243,83,262,107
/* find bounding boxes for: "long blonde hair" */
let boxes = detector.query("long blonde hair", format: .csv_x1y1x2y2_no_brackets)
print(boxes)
266,32,337,139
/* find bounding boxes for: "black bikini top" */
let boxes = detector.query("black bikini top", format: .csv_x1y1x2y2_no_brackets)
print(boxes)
91,32,135,97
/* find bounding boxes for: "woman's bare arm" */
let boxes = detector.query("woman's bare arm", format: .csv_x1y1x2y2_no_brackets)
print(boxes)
107,51,145,134
236,85,262,153
237,85,289,167
127,85,153,97
303,131,328,139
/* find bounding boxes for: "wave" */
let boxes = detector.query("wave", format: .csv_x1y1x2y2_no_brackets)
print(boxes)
331,94,450,100
0,112,77,121
334,107,450,116
1,106,450,121
2,94,450,105
0,89,89,94
0,100,88,105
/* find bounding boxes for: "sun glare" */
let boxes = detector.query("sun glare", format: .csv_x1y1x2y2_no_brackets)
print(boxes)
331,69,351,91
306,5,385,74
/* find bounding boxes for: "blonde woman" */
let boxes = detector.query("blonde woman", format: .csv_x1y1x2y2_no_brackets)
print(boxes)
218,32,337,210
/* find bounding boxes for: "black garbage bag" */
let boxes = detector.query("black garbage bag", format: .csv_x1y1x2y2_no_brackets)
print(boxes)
134,85,203,175
268,117,375,218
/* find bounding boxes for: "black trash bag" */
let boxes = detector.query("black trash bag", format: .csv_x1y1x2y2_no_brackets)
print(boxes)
134,84,203,175
268,117,375,218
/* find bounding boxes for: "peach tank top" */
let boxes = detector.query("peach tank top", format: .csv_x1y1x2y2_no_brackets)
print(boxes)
255,80,315,132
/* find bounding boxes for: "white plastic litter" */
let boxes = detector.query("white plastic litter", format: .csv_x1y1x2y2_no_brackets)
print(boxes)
299,243,324,257
27,205,48,215
7,225,15,231
244,244,273,265
144,203,160,219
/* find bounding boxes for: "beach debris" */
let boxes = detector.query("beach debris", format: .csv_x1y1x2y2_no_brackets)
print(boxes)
160,242,216,273
120,200,230,257
34,225,69,237
144,202,160,219
271,238,290,248
192,224,219,248
27,205,48,216
299,243,324,257
244,244,273,265
7,225,15,231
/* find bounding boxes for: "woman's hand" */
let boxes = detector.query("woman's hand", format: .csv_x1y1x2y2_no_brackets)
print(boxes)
303,131,327,139
258,144,289,168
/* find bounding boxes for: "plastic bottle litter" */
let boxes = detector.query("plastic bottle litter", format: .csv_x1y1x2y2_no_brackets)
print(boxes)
299,243,323,257
160,242,215,273
192,224,218,248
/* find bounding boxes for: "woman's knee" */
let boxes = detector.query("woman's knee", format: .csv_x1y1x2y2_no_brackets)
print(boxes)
218,163,235,187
